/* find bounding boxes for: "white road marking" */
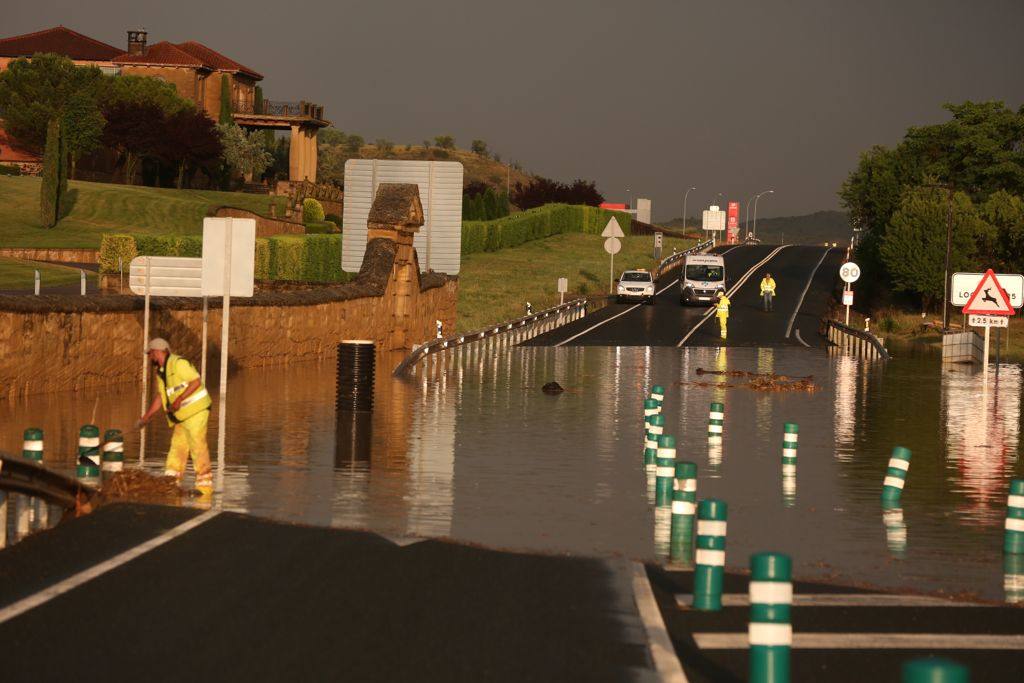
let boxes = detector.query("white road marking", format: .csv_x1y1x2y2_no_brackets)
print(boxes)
794,329,810,347
0,510,220,625
694,632,1024,650
784,247,834,339
676,246,788,347
675,593,991,608
630,562,689,682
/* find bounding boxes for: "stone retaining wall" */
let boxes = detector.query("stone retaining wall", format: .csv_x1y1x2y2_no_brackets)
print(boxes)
211,207,306,237
0,247,99,264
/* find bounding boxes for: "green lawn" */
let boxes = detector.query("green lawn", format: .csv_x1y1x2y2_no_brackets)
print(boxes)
457,233,696,332
0,256,97,290
0,176,285,248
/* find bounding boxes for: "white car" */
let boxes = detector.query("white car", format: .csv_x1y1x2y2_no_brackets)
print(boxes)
617,270,655,304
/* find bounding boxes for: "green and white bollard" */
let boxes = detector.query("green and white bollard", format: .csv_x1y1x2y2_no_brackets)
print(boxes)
22,428,43,461
77,424,101,480
1005,554,1024,604
644,398,661,420
882,499,908,557
749,552,792,683
670,461,698,565
901,658,968,683
645,415,665,503
881,446,912,503
102,429,125,473
649,384,665,405
1005,479,1024,555
781,423,798,470
708,402,724,444
655,435,677,507
693,498,728,610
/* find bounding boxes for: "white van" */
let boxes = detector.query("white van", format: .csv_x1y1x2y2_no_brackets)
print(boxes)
680,254,726,305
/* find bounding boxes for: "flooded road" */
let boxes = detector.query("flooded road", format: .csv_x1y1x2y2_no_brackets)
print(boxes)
2,343,1021,601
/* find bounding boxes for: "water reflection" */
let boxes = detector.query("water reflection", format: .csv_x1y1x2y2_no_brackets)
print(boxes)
1,344,1023,600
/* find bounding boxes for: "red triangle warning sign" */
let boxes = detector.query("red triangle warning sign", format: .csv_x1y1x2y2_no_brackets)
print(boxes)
963,269,1014,315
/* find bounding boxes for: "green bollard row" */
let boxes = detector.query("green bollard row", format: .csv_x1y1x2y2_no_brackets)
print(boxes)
693,498,727,610
708,402,724,444
1005,479,1024,555
649,384,665,405
643,398,661,420
22,428,43,462
655,435,677,507
749,552,792,683
881,446,912,502
645,415,665,472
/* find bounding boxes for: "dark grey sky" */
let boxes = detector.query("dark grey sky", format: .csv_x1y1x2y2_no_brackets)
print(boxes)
9,0,1024,220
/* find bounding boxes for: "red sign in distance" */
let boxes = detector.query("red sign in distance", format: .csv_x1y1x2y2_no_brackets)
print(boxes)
727,201,740,243
962,269,1014,315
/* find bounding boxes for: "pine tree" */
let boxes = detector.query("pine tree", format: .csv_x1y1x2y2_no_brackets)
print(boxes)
483,188,499,220
39,118,61,228
254,85,264,114
219,75,233,124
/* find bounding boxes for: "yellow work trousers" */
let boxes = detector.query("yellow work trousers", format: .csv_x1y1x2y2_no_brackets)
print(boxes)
165,409,213,493
717,314,728,339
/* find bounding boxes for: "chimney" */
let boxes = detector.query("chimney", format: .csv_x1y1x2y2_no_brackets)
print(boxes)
127,29,148,56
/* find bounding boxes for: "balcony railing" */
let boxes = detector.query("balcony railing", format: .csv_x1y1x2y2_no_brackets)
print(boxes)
233,99,326,121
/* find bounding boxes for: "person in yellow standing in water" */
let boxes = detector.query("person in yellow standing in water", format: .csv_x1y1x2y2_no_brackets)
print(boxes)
138,338,213,495
760,272,777,312
715,290,731,340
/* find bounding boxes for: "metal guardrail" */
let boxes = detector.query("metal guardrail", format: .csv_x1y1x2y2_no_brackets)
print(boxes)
824,319,890,360
0,454,92,508
655,239,714,278
393,298,590,377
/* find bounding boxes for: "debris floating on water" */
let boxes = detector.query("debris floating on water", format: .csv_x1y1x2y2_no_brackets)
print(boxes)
684,368,817,393
96,469,186,506
542,381,565,394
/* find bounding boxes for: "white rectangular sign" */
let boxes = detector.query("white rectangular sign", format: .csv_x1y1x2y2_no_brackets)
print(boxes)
952,272,1023,308
202,217,256,297
129,256,203,297
842,290,854,306
969,314,1009,328
342,159,464,274
557,277,568,294
702,207,725,231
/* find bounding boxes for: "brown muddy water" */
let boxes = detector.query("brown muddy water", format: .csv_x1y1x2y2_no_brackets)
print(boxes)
2,343,1022,601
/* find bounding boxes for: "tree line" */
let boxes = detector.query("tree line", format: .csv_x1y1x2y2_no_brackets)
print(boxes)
841,101,1024,309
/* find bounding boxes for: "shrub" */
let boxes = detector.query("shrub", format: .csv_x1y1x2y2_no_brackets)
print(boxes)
98,234,138,273
324,213,343,226
471,139,488,155
512,176,604,209
303,198,325,223
434,135,455,150
305,220,339,234
0,164,21,176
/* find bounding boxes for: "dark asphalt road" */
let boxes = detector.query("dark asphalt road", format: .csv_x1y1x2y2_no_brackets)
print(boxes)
526,244,843,348
0,504,652,682
648,567,1024,682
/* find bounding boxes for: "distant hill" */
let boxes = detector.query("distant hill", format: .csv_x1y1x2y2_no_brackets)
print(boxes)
663,210,850,245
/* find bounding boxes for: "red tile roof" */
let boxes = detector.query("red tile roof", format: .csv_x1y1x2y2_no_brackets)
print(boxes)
0,128,40,163
0,26,122,61
112,41,205,68
174,41,262,80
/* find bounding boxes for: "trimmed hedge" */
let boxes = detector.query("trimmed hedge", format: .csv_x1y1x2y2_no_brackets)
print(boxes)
101,233,350,283
461,203,631,255
305,220,340,234
303,198,325,223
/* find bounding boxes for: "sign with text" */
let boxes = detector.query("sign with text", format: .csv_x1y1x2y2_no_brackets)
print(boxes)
727,201,740,244
842,289,854,306
839,262,861,284
952,272,1023,308
969,314,1008,328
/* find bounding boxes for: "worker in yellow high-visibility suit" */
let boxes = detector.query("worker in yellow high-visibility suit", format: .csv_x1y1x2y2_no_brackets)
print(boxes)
138,338,213,495
759,272,777,312
715,291,731,340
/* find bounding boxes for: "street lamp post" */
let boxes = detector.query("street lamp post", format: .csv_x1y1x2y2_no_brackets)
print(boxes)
745,195,755,240
683,186,695,234
753,189,774,241
626,188,631,210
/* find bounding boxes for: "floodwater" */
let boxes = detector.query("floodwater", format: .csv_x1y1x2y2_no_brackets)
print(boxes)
1,342,1022,601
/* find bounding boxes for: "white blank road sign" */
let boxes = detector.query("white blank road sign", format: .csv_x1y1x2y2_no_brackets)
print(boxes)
952,272,1023,308
202,217,256,297
702,208,725,231
129,256,203,297
342,159,464,274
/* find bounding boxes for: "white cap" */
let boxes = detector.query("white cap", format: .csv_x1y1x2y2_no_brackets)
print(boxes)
147,338,170,352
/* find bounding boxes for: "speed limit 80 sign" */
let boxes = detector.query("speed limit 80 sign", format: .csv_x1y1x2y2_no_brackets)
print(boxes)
839,262,861,284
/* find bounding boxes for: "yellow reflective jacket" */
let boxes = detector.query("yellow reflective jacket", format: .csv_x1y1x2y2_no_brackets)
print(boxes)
716,295,731,316
760,277,777,295
156,354,211,426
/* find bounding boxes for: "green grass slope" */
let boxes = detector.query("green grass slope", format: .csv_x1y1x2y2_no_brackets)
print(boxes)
0,176,283,248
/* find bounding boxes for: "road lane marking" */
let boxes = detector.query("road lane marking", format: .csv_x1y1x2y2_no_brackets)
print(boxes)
693,632,1024,650
629,562,689,682
0,509,220,625
784,247,834,339
676,246,788,347
675,593,991,608
794,329,810,347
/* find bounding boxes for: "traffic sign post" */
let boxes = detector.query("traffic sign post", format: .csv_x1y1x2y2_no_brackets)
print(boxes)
653,232,663,260
962,269,1015,377
557,277,568,306
839,262,860,326
602,217,625,294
